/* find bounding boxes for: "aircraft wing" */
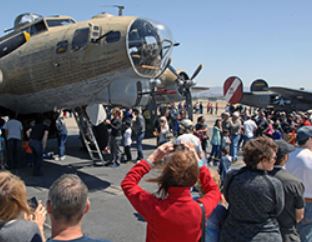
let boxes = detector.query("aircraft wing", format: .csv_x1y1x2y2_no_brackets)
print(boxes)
269,87,312,103
192,86,209,92
240,92,272,108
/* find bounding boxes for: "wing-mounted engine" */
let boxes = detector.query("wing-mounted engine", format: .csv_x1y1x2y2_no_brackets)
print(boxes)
152,65,203,120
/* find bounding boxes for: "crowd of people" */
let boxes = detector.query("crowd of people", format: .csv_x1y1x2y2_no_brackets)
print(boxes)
0,113,67,176
1,101,312,241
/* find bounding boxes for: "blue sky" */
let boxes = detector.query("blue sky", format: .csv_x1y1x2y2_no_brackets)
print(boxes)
1,0,312,89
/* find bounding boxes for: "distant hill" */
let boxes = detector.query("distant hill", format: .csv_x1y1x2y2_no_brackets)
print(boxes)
193,85,251,100
193,86,223,100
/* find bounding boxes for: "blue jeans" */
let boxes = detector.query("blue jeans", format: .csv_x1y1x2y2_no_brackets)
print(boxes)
57,134,67,157
171,120,179,136
210,144,221,161
136,131,145,160
298,202,312,242
206,205,227,242
230,134,241,160
192,195,226,242
219,156,232,184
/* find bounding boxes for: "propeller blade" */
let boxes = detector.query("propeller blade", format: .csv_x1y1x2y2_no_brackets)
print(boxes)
190,64,203,80
167,65,180,80
185,89,193,120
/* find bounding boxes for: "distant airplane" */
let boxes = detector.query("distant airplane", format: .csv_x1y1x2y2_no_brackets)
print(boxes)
223,77,312,111
269,86,312,111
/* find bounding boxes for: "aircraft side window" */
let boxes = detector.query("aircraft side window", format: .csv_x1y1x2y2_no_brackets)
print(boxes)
0,32,28,59
72,28,90,51
56,40,69,54
46,19,75,27
105,31,120,43
29,21,47,36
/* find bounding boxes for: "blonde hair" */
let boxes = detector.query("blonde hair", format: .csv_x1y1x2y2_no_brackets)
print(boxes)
112,107,123,119
0,172,30,222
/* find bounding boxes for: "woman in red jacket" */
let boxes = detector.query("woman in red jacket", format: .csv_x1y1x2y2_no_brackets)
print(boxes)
121,142,221,242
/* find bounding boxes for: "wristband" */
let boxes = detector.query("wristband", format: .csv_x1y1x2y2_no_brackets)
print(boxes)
198,159,204,168
146,159,153,166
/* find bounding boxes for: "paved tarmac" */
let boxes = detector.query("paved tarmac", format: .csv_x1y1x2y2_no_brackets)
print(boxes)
22,131,158,242
19,109,244,242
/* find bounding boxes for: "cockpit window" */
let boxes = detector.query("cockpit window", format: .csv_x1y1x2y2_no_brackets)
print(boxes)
14,13,43,29
29,21,47,36
46,19,75,27
72,28,90,51
0,32,29,59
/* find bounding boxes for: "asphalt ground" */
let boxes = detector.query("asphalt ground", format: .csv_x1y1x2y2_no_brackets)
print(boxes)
18,107,244,242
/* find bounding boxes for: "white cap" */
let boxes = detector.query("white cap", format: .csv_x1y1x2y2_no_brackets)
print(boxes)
180,119,193,129
232,111,240,117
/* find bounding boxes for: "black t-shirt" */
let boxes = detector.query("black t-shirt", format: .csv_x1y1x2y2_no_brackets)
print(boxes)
94,122,109,148
270,167,305,230
30,123,49,141
110,118,122,137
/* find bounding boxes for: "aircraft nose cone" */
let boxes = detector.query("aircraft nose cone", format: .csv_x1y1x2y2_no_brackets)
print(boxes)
127,18,173,79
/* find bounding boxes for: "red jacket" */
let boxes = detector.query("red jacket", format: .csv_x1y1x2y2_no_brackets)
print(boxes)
121,160,221,242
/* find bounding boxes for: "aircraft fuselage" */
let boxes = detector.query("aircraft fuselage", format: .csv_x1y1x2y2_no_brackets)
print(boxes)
0,13,172,114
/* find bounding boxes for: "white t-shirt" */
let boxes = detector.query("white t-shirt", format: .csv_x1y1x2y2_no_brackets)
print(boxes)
123,127,132,146
286,147,312,198
243,119,257,138
3,119,23,140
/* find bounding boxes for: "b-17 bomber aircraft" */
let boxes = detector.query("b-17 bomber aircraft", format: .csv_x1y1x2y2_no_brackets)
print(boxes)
0,12,174,117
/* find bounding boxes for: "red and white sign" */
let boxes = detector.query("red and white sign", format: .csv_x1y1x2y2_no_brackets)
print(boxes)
223,76,243,104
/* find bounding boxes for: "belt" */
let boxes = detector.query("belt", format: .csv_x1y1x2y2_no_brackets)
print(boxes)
305,198,312,203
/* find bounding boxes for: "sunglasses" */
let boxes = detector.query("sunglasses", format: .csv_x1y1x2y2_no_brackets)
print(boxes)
173,143,186,151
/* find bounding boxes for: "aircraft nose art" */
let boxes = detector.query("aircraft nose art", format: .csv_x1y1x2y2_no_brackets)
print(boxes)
127,18,173,79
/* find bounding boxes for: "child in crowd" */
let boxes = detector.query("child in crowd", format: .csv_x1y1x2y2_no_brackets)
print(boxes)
208,119,221,166
218,147,232,186
221,130,231,151
122,121,132,162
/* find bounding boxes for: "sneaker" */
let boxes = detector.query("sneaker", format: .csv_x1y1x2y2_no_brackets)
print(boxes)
110,163,120,168
60,156,66,161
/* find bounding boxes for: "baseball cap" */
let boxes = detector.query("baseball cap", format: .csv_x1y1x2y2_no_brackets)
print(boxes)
275,140,295,162
297,126,312,144
232,111,240,117
179,119,193,130
222,111,230,117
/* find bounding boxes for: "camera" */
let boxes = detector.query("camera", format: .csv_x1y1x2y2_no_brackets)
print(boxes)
27,197,39,210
